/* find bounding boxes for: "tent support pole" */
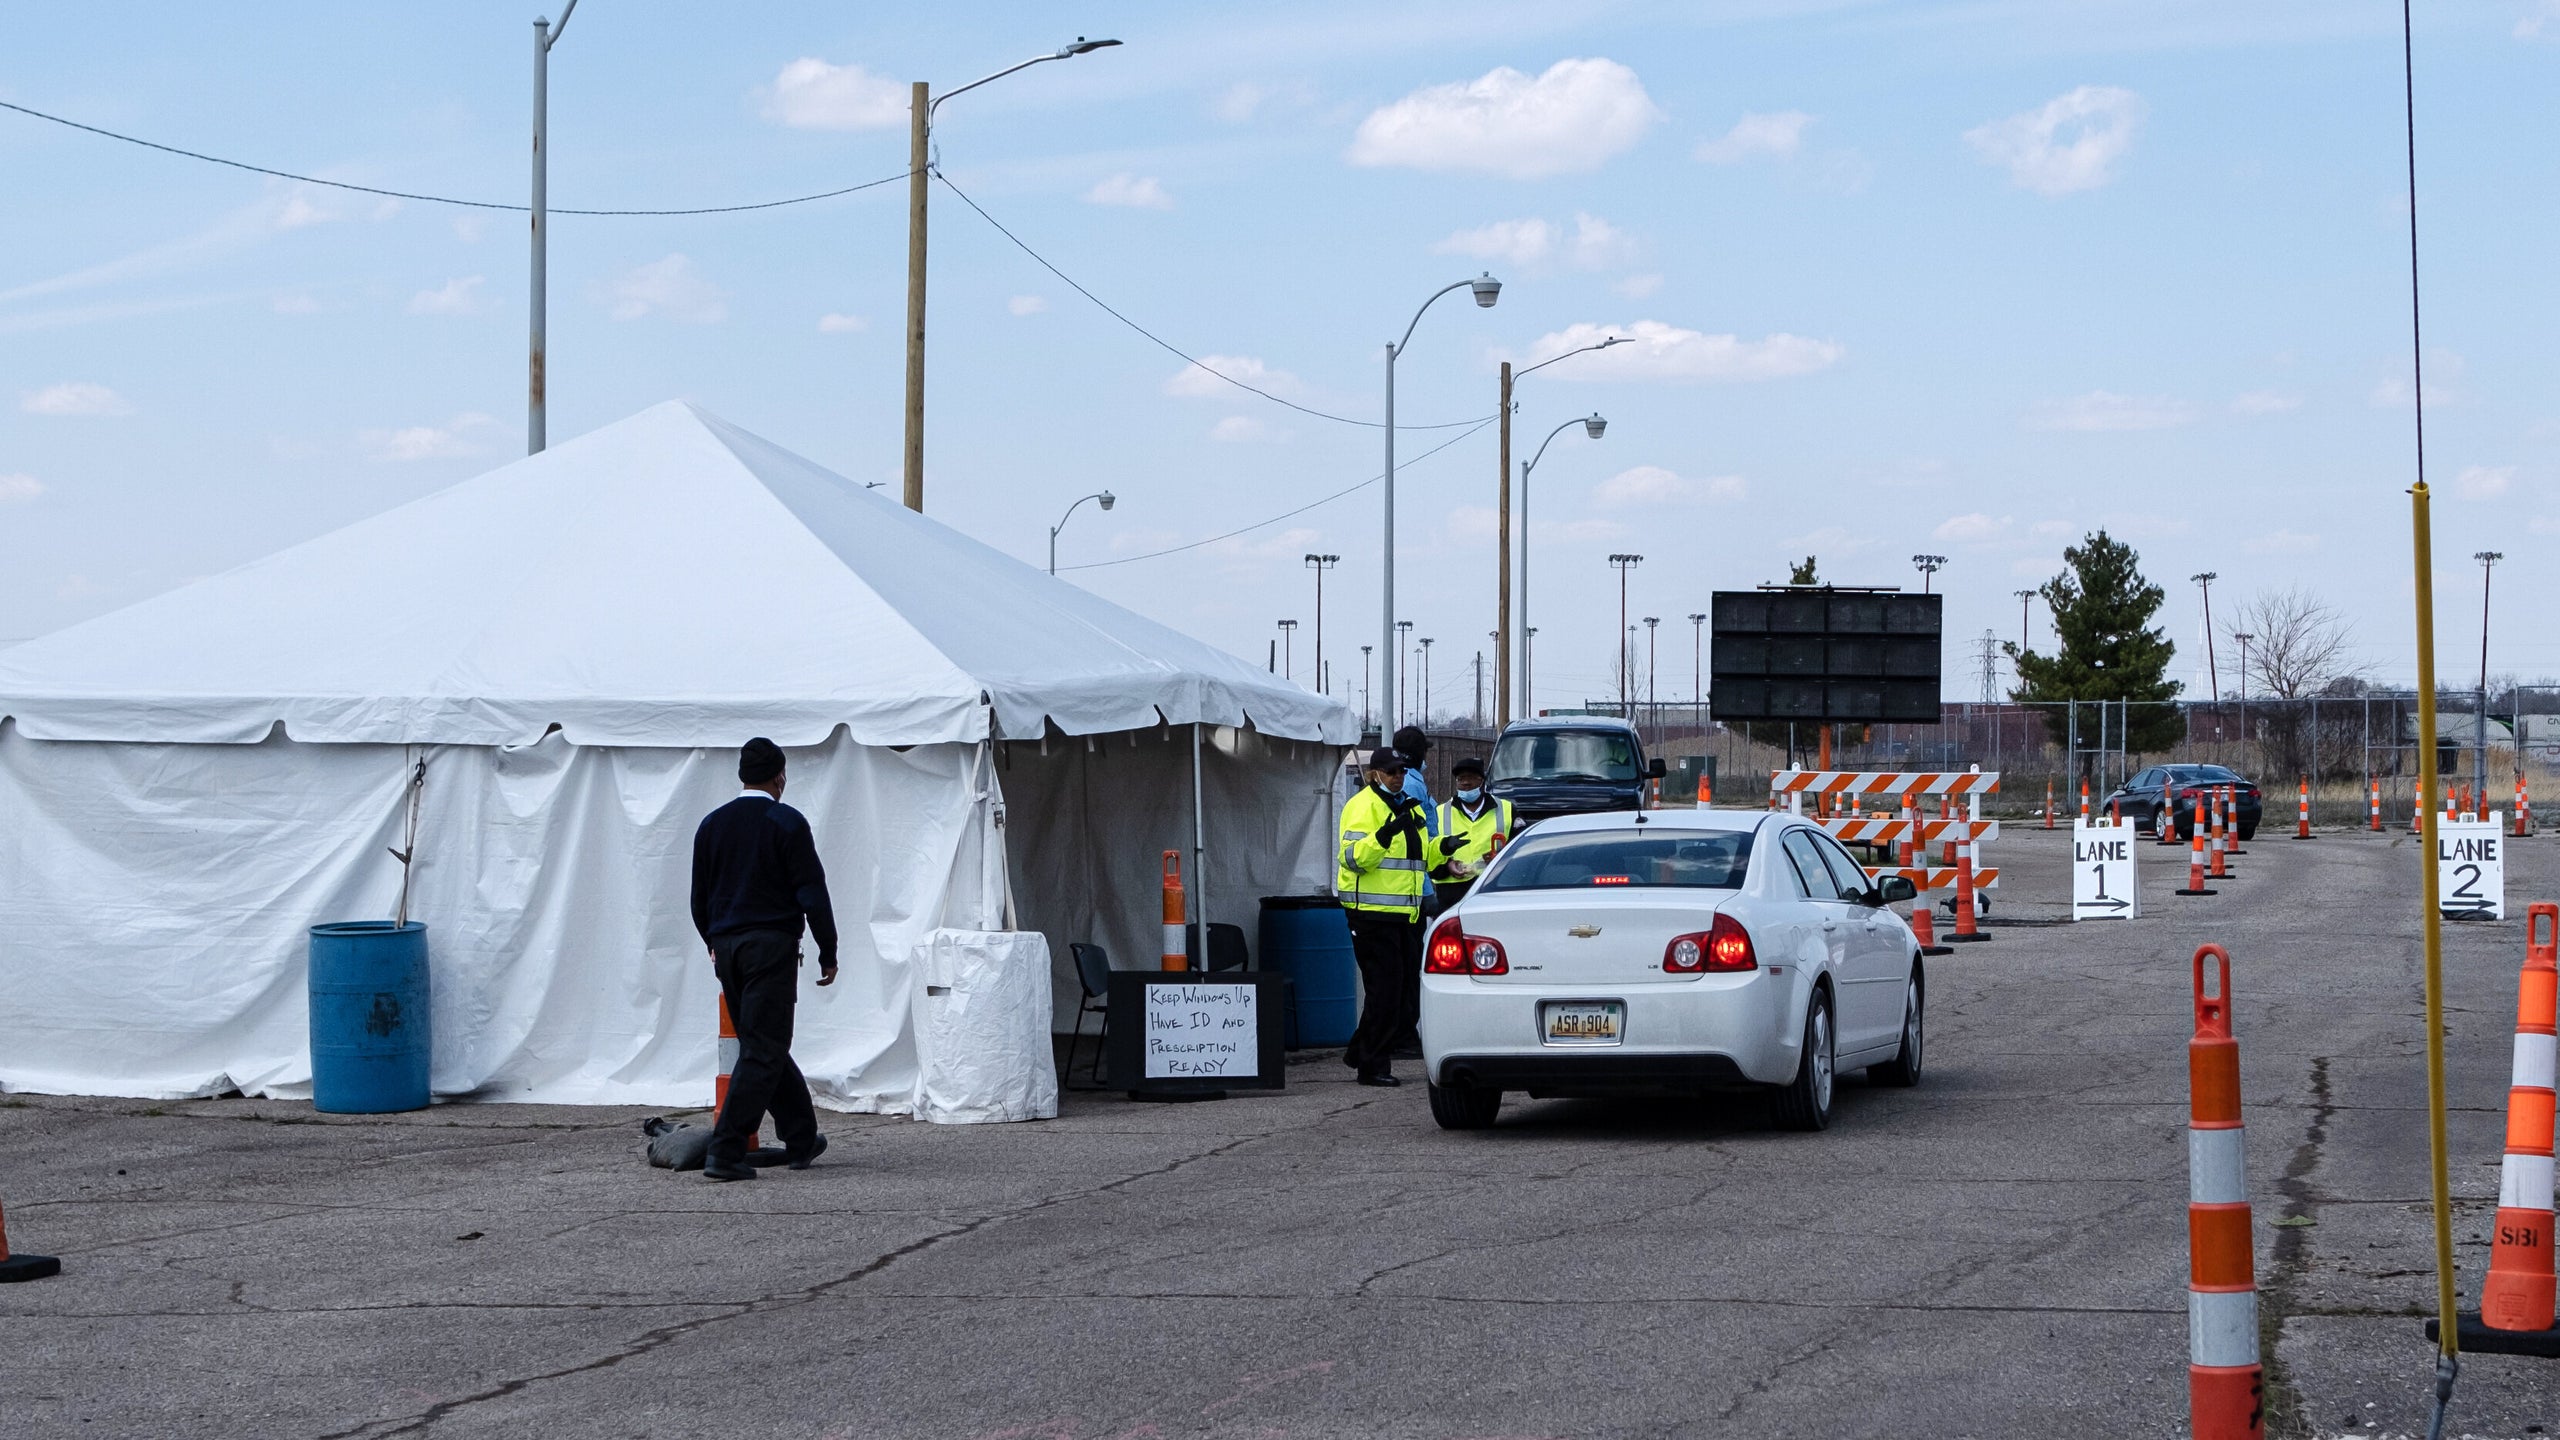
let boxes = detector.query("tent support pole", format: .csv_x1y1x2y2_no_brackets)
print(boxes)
1192,723,1208,970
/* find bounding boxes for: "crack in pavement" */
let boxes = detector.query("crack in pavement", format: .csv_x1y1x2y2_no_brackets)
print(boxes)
2258,1052,2334,1440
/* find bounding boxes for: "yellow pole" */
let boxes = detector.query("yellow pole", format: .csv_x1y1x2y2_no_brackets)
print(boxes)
2411,480,2459,1360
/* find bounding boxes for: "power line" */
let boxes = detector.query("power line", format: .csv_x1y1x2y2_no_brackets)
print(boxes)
0,98,909,216
1058,417,1494,571
935,170,1490,432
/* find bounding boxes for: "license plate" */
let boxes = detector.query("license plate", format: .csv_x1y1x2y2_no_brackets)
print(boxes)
1540,1000,1624,1046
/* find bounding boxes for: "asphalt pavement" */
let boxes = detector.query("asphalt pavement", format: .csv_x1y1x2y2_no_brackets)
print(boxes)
2,817,2553,1438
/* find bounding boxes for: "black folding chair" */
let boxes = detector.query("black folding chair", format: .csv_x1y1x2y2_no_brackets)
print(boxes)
1193,922,1250,973
1063,942,1114,1088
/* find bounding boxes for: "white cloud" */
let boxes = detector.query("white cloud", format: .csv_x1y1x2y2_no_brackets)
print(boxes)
1165,354,1301,399
1571,213,1636,269
271,293,321,315
1007,294,1048,317
1933,512,2013,543
1695,110,1812,164
601,254,726,323
2028,519,2075,540
358,412,498,463
1434,217,1556,267
452,215,487,243
1517,320,1843,384
2521,1,2560,39
2231,389,2301,415
817,312,867,333
1594,466,1745,507
2028,390,2196,431
406,275,487,316
2372,353,2465,409
2245,530,2321,554
2456,464,2515,499
1964,86,2145,196
0,473,44,503
1210,416,1281,443
275,193,334,230
760,58,906,131
1084,173,1173,210
21,381,131,416
1614,273,1663,299
1348,58,1660,180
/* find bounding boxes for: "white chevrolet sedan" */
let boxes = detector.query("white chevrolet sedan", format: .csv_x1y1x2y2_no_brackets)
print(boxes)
1419,809,1924,1132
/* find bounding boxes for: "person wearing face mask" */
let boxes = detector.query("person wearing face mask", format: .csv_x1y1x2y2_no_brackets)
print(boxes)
1336,747,1435,1086
1431,757,1513,908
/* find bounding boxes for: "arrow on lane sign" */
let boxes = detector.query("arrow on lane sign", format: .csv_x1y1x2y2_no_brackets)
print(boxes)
2075,896,2131,914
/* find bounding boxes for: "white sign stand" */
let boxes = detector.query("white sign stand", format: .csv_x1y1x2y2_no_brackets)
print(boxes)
1143,982,1261,1079
2071,818,2141,921
2436,816,2506,921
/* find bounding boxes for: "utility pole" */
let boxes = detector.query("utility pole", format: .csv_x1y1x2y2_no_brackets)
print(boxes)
1643,616,1659,730
1360,645,1374,737
1608,554,1643,718
2234,632,2254,742
1912,554,1946,594
1688,612,1706,736
528,0,578,454
1419,637,1435,727
1277,619,1298,683
2191,572,2220,705
2477,550,2502,806
1395,621,1414,726
2013,589,2036,652
1472,650,1485,728
1304,554,1338,693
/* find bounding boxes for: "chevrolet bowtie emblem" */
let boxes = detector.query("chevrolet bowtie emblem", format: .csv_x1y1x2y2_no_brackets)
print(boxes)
1568,924,1602,938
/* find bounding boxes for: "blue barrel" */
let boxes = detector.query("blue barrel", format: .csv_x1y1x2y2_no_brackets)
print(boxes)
1259,896,1358,1048
308,921,431,1113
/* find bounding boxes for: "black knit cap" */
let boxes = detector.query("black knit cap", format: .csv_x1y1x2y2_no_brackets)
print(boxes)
739,737,786,786
1391,725,1430,760
1365,747,1406,773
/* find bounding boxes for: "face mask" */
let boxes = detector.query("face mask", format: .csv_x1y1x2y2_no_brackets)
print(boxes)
1457,787,1483,803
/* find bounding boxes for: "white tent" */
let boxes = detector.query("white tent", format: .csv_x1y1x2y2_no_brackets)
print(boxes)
0,401,1355,1113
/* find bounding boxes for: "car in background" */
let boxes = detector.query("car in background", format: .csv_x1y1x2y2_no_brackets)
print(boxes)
1418,808,1924,1132
1484,716,1666,831
2099,764,2263,840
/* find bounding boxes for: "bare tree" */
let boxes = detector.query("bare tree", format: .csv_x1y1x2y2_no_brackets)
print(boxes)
2228,587,2359,699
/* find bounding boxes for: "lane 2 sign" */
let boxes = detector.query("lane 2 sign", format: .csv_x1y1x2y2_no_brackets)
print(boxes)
2437,818,2505,921
2072,819,2141,922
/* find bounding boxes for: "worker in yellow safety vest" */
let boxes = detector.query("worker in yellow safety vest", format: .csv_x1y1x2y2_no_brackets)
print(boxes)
1431,756,1512,908
1337,746,1446,1087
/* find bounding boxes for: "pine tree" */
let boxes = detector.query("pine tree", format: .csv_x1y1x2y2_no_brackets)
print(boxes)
2008,530,2184,751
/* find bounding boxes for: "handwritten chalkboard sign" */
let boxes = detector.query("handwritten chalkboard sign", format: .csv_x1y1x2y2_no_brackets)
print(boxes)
1106,972,1285,1096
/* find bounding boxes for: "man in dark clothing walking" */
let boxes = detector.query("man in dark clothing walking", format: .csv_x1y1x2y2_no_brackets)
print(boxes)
690,737,838,1182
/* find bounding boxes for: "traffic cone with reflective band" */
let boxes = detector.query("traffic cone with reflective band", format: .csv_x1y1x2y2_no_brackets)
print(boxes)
2479,902,2559,1335
0,1194,60,1283
2081,778,2092,823
1946,851,1990,943
2187,943,2263,1439
2179,795,2218,896
2370,779,2382,833
1941,796,1958,865
1910,898,1950,956
2223,786,2248,855
1161,850,1188,972
2294,776,2312,839
2412,777,2424,834
1897,799,1918,870
2045,779,2056,829
1696,772,1712,807
715,994,739,1113
2163,776,2183,847
2208,795,2231,881
2517,773,2531,839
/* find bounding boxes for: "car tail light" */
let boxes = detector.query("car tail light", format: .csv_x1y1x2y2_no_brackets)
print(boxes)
1425,917,1507,975
1705,912,1757,972
1664,933,1707,973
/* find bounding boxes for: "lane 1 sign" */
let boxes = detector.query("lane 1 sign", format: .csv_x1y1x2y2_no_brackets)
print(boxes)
2437,817,2506,921
2072,818,2141,922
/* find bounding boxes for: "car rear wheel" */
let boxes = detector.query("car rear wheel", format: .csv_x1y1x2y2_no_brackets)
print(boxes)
1427,1079,1502,1130
1769,989,1835,1132
1869,967,1924,1087
2238,822,2258,841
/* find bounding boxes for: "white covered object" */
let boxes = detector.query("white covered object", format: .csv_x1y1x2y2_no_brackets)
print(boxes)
909,929,1060,1125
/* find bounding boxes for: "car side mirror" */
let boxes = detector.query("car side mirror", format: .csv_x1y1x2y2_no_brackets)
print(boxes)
1647,758,1667,778
1876,875,1917,905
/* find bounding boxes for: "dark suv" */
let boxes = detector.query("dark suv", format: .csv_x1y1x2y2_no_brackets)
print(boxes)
1484,717,1666,831
2101,764,2264,840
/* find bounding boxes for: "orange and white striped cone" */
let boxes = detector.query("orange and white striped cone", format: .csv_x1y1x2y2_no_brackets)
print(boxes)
2179,795,2217,896
2080,778,2092,824
2369,779,2382,833
2162,777,2183,847
1161,850,1189,972
2473,902,2559,1339
1940,796,1958,866
2516,773,2531,839
2294,776,2312,839
2222,786,2247,856
2044,779,2055,830
0,1192,61,1283
2412,776,2424,834
2187,943,2263,1439
1897,800,1918,870
1910,897,1949,956
715,993,739,1114
2208,795,2231,881
1946,850,1990,943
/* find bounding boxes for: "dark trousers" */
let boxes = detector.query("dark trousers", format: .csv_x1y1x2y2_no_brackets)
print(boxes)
1343,910,1420,1077
709,928,818,1164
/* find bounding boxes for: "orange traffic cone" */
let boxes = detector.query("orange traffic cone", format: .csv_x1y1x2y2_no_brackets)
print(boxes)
1910,897,1949,956
1696,772,1713,808
2369,779,2382,833
2477,903,2558,1336
715,993,739,1113
2294,775,2312,839
1946,851,1990,943
2179,795,2218,896
0,1192,61,1283
1161,850,1189,972
2188,944,2263,1438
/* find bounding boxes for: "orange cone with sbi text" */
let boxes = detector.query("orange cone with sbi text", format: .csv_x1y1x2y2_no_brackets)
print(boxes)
2479,902,2558,1333
2188,943,2263,1439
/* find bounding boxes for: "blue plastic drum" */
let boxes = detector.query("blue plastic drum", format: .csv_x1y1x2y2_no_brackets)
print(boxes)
307,921,431,1113
1258,896,1358,1048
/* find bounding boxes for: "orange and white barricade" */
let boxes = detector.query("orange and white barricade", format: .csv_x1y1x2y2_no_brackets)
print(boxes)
2187,944,2263,1438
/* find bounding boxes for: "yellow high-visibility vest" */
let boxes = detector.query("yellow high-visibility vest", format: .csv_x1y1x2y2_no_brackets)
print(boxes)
1434,797,1514,881
1336,785,1429,916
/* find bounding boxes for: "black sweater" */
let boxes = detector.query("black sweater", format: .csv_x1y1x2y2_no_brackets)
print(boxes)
689,794,840,960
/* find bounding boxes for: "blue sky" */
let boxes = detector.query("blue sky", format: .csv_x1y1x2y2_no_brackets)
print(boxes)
4,1,2558,718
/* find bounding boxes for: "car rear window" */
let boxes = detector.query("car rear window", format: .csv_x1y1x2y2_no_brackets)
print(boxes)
1477,829,1753,891
1488,730,1640,783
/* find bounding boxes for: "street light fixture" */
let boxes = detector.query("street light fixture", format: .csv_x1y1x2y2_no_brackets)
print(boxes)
1304,553,1339,694
1911,554,1946,594
902,37,1123,512
1047,490,1115,575
1497,337,1626,725
1382,274,1501,735
1688,612,1708,736
1277,619,1299,681
1608,554,1643,718
1516,412,1607,716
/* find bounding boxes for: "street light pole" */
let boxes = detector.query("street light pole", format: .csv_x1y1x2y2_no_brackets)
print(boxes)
2190,572,2220,703
528,0,578,455
1394,620,1414,726
1304,554,1338,694
1046,490,1115,575
1497,338,1623,727
1419,637,1435,726
1688,612,1706,737
1360,645,1374,736
2477,550,2502,806
903,38,1121,512
1383,274,1502,735
1608,554,1643,717
1643,616,1659,729
1911,554,1946,594
1278,620,1298,682
2013,589,2036,652
1517,412,1607,721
